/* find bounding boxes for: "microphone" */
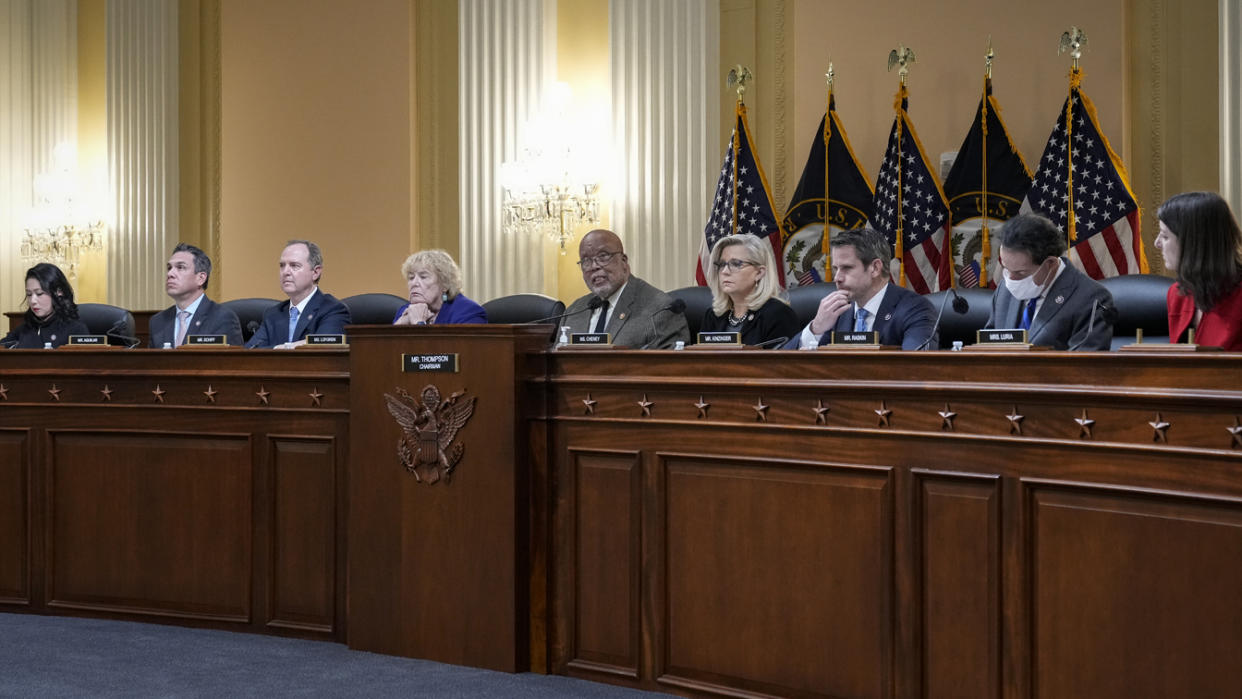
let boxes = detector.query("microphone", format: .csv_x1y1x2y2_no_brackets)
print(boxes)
1066,297,1115,351
639,299,688,349
105,319,142,348
525,295,602,325
750,335,789,349
247,320,261,335
915,287,970,351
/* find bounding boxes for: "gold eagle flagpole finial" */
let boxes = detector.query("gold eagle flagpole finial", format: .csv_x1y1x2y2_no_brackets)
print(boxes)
825,62,834,90
727,64,753,104
1058,26,1087,71
887,44,916,86
985,36,994,79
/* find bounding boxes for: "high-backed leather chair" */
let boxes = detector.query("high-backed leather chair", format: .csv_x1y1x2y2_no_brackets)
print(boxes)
342,293,407,325
1099,273,1174,349
787,282,837,328
76,303,137,346
926,287,995,348
220,298,279,343
482,293,564,324
667,286,713,339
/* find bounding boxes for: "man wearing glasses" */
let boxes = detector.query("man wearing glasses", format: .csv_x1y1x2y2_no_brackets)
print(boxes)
563,229,689,349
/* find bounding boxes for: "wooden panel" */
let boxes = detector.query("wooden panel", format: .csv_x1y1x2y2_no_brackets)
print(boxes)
48,431,252,620
0,430,30,604
916,471,1000,699
661,455,893,699
1031,481,1242,698
268,436,336,632
570,450,640,675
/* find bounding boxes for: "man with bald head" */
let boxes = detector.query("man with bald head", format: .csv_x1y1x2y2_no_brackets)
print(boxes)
563,229,689,348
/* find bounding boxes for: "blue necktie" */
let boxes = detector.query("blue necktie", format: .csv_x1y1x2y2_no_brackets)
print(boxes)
853,307,869,332
288,306,300,343
1020,298,1037,330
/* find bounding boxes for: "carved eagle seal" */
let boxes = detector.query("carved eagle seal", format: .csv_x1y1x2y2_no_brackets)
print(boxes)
383,385,476,484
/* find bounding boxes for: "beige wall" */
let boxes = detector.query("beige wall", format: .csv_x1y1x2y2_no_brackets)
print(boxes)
75,0,107,303
220,0,413,301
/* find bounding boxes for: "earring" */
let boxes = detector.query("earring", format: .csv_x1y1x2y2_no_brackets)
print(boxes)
441,292,449,303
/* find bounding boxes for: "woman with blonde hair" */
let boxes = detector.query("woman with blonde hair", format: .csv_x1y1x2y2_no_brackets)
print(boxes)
700,234,799,346
392,249,487,325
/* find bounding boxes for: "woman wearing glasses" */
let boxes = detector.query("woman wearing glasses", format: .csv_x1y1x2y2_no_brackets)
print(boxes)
700,234,799,347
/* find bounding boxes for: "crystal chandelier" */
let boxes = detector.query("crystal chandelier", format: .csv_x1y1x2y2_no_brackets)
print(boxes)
21,143,106,280
501,83,604,252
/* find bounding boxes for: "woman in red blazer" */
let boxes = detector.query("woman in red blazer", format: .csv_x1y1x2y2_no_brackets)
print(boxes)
1156,191,1242,350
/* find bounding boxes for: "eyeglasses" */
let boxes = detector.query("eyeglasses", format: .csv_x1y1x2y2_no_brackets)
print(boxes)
577,251,621,269
713,259,759,272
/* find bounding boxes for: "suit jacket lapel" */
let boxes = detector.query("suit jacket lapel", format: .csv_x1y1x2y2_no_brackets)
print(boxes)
188,297,211,336
1029,265,1074,342
606,283,638,337
871,287,901,342
293,293,319,339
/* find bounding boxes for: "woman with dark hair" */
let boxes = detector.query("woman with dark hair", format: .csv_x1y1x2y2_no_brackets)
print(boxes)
0,263,89,349
1155,191,1242,350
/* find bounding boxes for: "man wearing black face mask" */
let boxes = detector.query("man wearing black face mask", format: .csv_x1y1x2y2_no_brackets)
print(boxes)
983,213,1115,350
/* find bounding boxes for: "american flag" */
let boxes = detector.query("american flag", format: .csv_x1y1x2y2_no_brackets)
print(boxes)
697,104,785,287
1022,75,1147,278
871,88,952,294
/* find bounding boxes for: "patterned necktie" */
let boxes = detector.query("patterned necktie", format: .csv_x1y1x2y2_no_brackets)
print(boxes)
1020,298,1038,330
289,306,300,343
175,310,191,347
592,302,609,334
853,307,869,333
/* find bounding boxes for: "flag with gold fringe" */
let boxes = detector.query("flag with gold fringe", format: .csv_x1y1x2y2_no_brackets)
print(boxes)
1021,68,1147,278
943,77,1032,288
781,89,874,287
871,85,953,294
697,101,785,286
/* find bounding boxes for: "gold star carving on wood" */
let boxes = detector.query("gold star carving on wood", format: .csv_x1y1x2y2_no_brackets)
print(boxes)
753,397,769,422
203,385,218,404
48,384,62,401
1148,413,1170,443
1075,409,1095,439
152,385,166,403
1006,406,1025,435
582,394,597,415
637,394,653,417
256,386,271,405
813,399,830,425
875,400,892,427
694,396,709,419
1228,417,1242,449
938,403,957,431
100,385,113,402
0,384,8,400
309,388,324,407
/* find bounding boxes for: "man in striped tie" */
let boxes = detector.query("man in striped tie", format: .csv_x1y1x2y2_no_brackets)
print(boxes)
148,243,243,347
782,227,937,350
983,214,1115,350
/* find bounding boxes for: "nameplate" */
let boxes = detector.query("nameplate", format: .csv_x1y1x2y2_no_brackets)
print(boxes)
977,328,1029,344
67,334,107,345
831,331,879,345
186,334,226,345
402,353,459,373
697,332,741,345
570,333,611,345
306,334,346,346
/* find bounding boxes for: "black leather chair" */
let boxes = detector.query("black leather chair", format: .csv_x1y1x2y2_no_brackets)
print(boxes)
667,286,713,340
220,298,279,343
1099,273,1174,349
342,293,408,325
926,287,995,348
787,282,837,328
76,303,137,346
482,293,564,324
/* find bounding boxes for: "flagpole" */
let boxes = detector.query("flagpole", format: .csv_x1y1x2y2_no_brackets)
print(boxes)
979,42,993,288
727,65,752,237
1059,27,1087,247
895,83,907,288
824,64,834,271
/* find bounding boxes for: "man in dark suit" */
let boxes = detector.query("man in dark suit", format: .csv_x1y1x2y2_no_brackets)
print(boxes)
984,213,1115,350
563,229,689,348
246,240,352,349
149,243,243,347
782,227,936,350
